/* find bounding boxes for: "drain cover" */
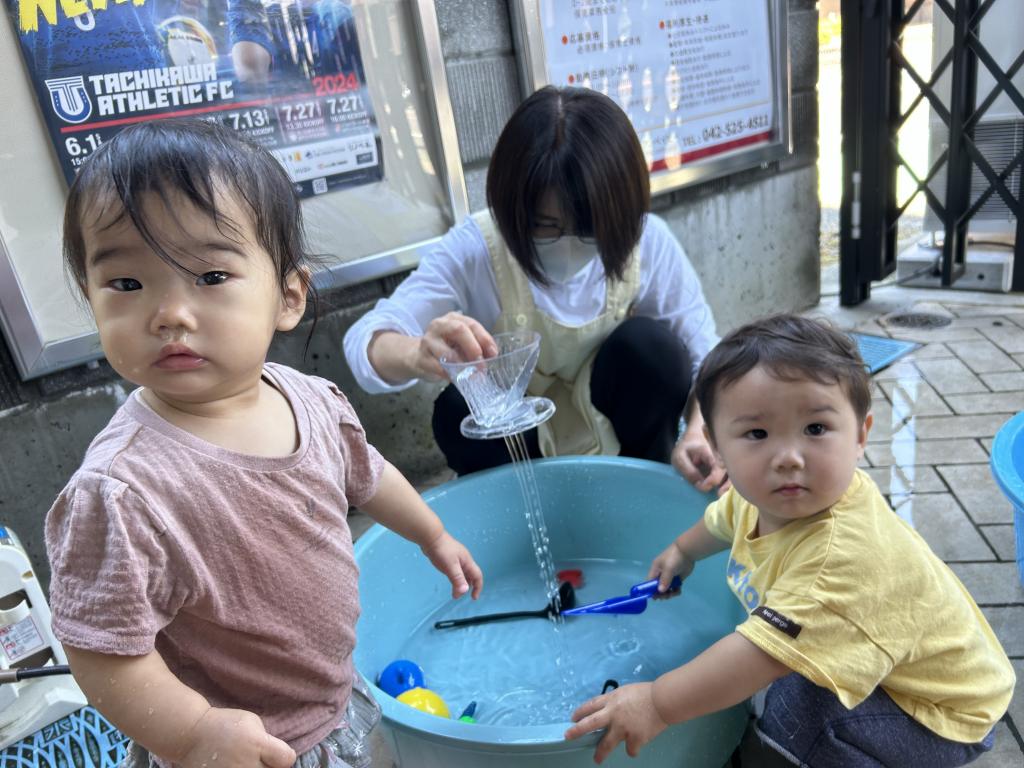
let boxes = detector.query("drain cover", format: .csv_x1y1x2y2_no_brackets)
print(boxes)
880,311,952,330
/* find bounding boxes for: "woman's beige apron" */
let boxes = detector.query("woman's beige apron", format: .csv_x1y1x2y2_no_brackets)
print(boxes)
472,211,641,457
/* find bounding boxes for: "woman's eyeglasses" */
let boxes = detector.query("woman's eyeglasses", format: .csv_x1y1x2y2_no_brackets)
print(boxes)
531,223,598,247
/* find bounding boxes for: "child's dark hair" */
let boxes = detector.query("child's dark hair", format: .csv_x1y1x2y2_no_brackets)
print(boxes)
696,314,871,438
63,118,318,341
486,85,650,286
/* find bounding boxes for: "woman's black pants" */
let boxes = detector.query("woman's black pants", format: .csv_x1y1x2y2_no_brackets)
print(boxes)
431,317,692,476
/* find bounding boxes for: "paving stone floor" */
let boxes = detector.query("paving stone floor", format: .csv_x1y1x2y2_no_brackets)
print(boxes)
355,286,1024,767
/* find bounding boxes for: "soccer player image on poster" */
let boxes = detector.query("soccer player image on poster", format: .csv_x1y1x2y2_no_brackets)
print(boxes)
6,0,383,197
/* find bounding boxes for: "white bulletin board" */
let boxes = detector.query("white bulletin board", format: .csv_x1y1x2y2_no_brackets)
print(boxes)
0,0,467,380
511,0,791,196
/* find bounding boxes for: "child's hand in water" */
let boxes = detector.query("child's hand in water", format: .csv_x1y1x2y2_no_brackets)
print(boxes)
420,530,484,599
647,541,695,598
180,707,295,768
564,682,669,764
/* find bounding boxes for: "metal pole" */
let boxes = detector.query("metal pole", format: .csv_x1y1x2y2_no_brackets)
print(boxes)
941,0,978,286
840,0,871,305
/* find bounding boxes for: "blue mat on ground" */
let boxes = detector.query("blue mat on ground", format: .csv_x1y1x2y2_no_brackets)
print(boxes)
848,332,920,375
0,707,128,768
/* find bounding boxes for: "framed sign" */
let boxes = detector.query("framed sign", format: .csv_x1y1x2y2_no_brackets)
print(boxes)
0,0,468,380
9,0,385,197
511,0,791,195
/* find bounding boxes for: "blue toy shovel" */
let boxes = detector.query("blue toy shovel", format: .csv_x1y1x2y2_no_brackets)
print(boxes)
561,575,682,617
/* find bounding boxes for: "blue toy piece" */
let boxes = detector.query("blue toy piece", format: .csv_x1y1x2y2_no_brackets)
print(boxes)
562,575,682,616
458,701,477,723
630,575,683,597
377,659,425,698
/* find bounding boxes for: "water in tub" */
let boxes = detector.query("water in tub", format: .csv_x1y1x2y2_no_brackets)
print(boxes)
400,558,722,727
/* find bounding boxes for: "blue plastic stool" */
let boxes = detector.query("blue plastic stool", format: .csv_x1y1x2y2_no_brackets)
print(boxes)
990,411,1024,585
0,706,128,767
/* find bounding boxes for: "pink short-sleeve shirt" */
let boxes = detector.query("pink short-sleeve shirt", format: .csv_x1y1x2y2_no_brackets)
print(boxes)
45,363,385,753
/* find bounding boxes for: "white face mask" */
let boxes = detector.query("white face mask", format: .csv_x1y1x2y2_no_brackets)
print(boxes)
533,237,600,283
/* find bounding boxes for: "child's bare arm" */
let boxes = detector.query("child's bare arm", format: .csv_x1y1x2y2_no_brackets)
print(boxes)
648,518,730,593
566,633,788,764
359,461,483,599
66,646,296,768
652,632,789,721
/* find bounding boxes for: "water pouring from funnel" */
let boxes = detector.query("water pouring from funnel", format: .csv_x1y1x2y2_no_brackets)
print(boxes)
440,330,577,708
439,330,560,616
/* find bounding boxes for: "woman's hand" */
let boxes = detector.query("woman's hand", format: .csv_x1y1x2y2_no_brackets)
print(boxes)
368,313,497,385
564,682,669,765
420,530,484,599
414,312,498,381
671,427,729,495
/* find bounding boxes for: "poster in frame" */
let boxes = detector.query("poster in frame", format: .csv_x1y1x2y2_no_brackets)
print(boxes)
511,0,792,196
0,0,468,380
8,0,386,198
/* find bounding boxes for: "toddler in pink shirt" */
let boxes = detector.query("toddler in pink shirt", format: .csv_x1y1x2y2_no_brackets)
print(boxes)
46,119,483,768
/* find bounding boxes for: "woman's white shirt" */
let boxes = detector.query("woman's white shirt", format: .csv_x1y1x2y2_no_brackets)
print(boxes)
342,213,718,394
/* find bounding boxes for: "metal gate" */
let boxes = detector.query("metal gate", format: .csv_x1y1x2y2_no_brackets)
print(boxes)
839,0,1023,305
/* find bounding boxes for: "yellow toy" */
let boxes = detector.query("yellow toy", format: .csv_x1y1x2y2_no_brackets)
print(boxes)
397,687,450,718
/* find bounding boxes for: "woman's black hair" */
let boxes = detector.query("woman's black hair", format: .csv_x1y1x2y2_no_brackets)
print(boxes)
63,118,318,346
486,86,650,285
695,314,872,440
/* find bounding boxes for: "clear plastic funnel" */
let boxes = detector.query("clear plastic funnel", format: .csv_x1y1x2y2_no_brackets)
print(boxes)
440,330,555,439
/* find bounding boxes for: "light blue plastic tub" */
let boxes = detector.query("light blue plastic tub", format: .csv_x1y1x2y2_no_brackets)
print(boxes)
353,457,749,767
990,412,1024,585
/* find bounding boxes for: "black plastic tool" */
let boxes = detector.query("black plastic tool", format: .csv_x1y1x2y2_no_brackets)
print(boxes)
434,581,575,630
0,664,71,684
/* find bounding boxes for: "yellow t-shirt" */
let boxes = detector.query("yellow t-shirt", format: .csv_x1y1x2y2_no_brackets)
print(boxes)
704,469,1015,744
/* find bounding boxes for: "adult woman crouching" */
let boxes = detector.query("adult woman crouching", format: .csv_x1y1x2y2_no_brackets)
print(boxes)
344,86,724,493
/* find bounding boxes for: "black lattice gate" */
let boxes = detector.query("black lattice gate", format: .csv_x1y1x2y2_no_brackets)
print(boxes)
839,0,1023,305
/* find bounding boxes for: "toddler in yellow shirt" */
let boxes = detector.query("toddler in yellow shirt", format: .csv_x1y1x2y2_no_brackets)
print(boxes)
565,314,1014,766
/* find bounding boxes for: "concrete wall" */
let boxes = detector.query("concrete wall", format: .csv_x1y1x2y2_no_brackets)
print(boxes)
0,0,819,587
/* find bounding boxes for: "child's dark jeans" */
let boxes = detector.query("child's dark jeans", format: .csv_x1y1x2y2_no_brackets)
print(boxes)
755,673,995,768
